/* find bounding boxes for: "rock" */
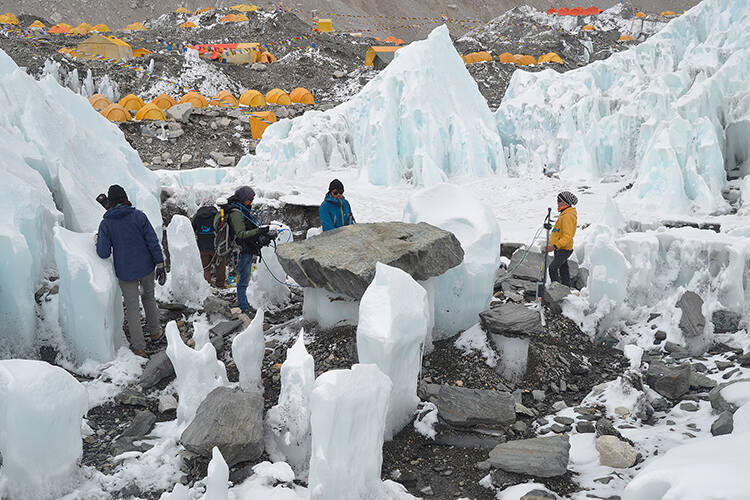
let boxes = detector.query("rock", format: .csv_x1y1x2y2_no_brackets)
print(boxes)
275,107,290,119
552,401,567,412
217,155,235,167
180,387,264,466
576,421,595,433
209,319,244,340
218,117,231,127
167,128,184,139
508,248,547,282
532,390,545,401
711,310,741,333
710,411,734,436
203,295,233,318
150,156,162,165
677,291,707,354
140,350,175,389
709,378,750,413
111,435,152,456
573,266,589,290
651,397,671,412
553,416,574,425
515,403,536,418
614,406,630,418
488,435,570,477
738,352,750,368
209,151,223,162
664,341,690,360
180,154,193,164
115,389,149,407
512,421,528,433
654,331,667,342
158,394,178,414
332,70,346,78
419,485,434,496
595,435,637,468
549,423,566,433
646,360,690,400
521,490,557,500
276,222,464,299
166,103,193,123
679,402,698,412
435,385,515,428
715,360,733,370
689,367,717,390
161,152,171,160
479,303,544,337
121,410,157,437
251,62,267,71
595,418,623,439
543,282,571,314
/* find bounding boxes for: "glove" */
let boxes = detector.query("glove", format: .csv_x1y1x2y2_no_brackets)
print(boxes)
155,263,167,286
267,229,278,240
259,226,270,235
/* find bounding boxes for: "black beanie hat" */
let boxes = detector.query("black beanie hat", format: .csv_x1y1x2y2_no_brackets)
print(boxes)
234,185,255,202
557,191,578,206
107,184,128,205
328,179,344,193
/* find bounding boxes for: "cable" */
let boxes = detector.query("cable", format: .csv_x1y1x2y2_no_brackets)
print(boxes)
496,225,546,285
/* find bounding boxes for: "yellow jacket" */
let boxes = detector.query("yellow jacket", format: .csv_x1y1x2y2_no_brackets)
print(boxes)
549,206,577,250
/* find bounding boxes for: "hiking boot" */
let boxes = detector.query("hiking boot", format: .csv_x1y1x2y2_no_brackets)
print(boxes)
150,329,164,342
133,349,148,358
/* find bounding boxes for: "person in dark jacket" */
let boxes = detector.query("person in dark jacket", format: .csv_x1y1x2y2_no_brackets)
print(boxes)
96,185,166,357
319,179,354,232
192,204,225,287
214,186,274,314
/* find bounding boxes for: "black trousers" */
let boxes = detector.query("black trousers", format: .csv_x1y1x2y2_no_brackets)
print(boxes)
549,249,574,287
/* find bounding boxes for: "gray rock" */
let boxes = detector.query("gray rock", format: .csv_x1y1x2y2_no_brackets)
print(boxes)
689,367,717,390
654,331,667,342
532,390,546,402
543,282,571,314
512,421,529,433
488,435,570,477
711,310,742,334
217,156,235,167
549,423,566,433
276,222,464,299
509,248,547,282
150,156,162,165
209,151,223,162
121,410,157,437
651,397,671,412
515,403,535,418
275,107,290,118
180,387,264,466
664,341,689,360
679,402,698,412
677,291,707,355
710,411,734,436
203,295,233,318
332,70,346,78
251,62,267,71
573,266,589,291
709,378,750,413
596,435,637,468
161,152,171,160
595,418,623,440
479,303,544,338
521,490,557,500
739,352,750,368
218,117,231,127
180,154,193,164
552,401,567,412
210,319,244,342
576,421,595,433
646,360,690,400
115,389,149,407
140,351,174,389
158,394,178,413
166,103,193,123
167,128,184,139
435,385,515,428
553,416,574,425
111,435,152,456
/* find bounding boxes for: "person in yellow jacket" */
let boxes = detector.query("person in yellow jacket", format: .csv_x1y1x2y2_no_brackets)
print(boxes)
545,191,578,287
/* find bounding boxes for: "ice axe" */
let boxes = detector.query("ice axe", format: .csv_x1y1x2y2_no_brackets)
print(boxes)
536,208,552,325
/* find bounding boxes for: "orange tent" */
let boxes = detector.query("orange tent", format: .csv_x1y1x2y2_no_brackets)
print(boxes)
514,54,537,66
124,22,147,31
49,23,72,34
249,111,277,139
151,94,177,110
635,11,647,18
70,23,93,35
257,51,276,63
180,92,208,108
135,103,166,121
132,48,152,57
661,11,676,17
88,93,111,111
290,87,314,105
210,90,239,107
558,7,570,15
29,20,46,28
547,8,556,14
569,7,583,16
618,34,635,41
498,52,515,63
265,88,291,105
239,90,265,107
119,94,145,111
220,13,249,22
179,21,197,28
538,52,563,64
195,7,214,14
100,103,131,122
92,24,110,32
581,24,596,31
0,13,19,25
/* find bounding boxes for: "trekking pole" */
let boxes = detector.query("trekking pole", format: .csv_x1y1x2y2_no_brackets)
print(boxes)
536,208,553,326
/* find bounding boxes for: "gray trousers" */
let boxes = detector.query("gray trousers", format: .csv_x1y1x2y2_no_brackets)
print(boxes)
119,272,159,351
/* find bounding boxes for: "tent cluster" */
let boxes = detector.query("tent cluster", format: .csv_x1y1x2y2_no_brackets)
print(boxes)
176,7,216,15
660,10,679,16
124,22,147,31
231,4,259,12
46,22,113,35
462,51,492,64
382,36,405,45
75,34,132,60
581,24,596,31
0,13,19,25
618,34,635,41
547,6,603,16
498,52,563,65
192,43,275,65
219,13,250,23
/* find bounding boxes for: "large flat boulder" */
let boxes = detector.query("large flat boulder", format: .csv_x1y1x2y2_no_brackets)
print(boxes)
276,222,463,299
488,435,570,477
435,385,516,428
479,303,544,338
646,360,690,400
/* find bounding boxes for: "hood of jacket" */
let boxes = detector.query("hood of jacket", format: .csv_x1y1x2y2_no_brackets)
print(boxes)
104,204,135,220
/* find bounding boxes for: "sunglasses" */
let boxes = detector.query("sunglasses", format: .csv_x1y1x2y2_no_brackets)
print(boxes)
332,190,343,196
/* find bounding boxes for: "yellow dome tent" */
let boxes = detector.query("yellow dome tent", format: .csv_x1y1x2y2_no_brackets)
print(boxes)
180,21,197,28
77,34,132,60
70,23,93,35
290,87,314,105
232,4,258,12
462,51,492,64
152,93,178,110
135,103,167,121
660,11,676,17
257,51,276,63
0,13,19,25
180,92,209,108
29,20,46,29
176,7,191,13
88,93,112,111
220,13,250,22
249,111,276,139
498,52,515,63
100,103,131,122
239,90,266,108
635,11,647,18
538,52,563,64
618,34,635,41
124,22,147,31
49,23,72,34
265,88,291,105
514,54,537,66
581,24,596,31
92,24,110,32
210,90,239,108
119,94,145,111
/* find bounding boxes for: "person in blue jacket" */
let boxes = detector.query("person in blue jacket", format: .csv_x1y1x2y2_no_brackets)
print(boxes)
96,185,166,357
319,179,354,232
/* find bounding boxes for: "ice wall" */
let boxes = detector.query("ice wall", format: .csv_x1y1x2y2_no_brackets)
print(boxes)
53,227,126,364
495,0,750,215
403,184,501,338
0,360,88,500
231,309,266,393
0,163,61,357
357,263,430,439
233,25,506,187
308,364,392,500
162,215,211,307
250,224,292,309
0,49,161,233
204,447,229,500
265,331,315,478
165,321,228,427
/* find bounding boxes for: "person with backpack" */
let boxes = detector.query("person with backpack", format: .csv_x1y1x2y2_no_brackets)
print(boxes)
192,203,226,287
96,185,166,358
214,186,276,314
319,179,355,232
545,191,578,287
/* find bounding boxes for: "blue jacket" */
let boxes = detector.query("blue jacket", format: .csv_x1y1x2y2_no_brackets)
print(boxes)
96,204,164,281
319,193,353,231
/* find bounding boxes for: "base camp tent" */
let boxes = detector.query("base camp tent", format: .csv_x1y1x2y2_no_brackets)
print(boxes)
290,87,314,105
180,92,209,108
239,90,265,107
152,94,177,110
119,94,145,111
365,46,401,67
210,91,239,107
88,93,111,111
249,111,276,139
135,103,166,121
317,19,333,32
265,88,291,105
100,103,130,122
77,34,132,60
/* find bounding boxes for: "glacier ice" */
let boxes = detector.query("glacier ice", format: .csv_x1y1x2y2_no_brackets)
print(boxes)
495,0,750,215
585,227,630,306
403,183,501,339
53,227,126,364
161,214,211,307
308,364,392,500
490,334,530,385
232,25,506,186
250,224,293,309
204,447,229,500
265,330,315,478
356,263,430,439
231,309,266,393
0,360,88,500
165,320,228,427
302,287,360,329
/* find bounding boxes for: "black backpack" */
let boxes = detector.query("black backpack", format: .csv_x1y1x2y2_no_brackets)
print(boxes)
193,206,218,251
